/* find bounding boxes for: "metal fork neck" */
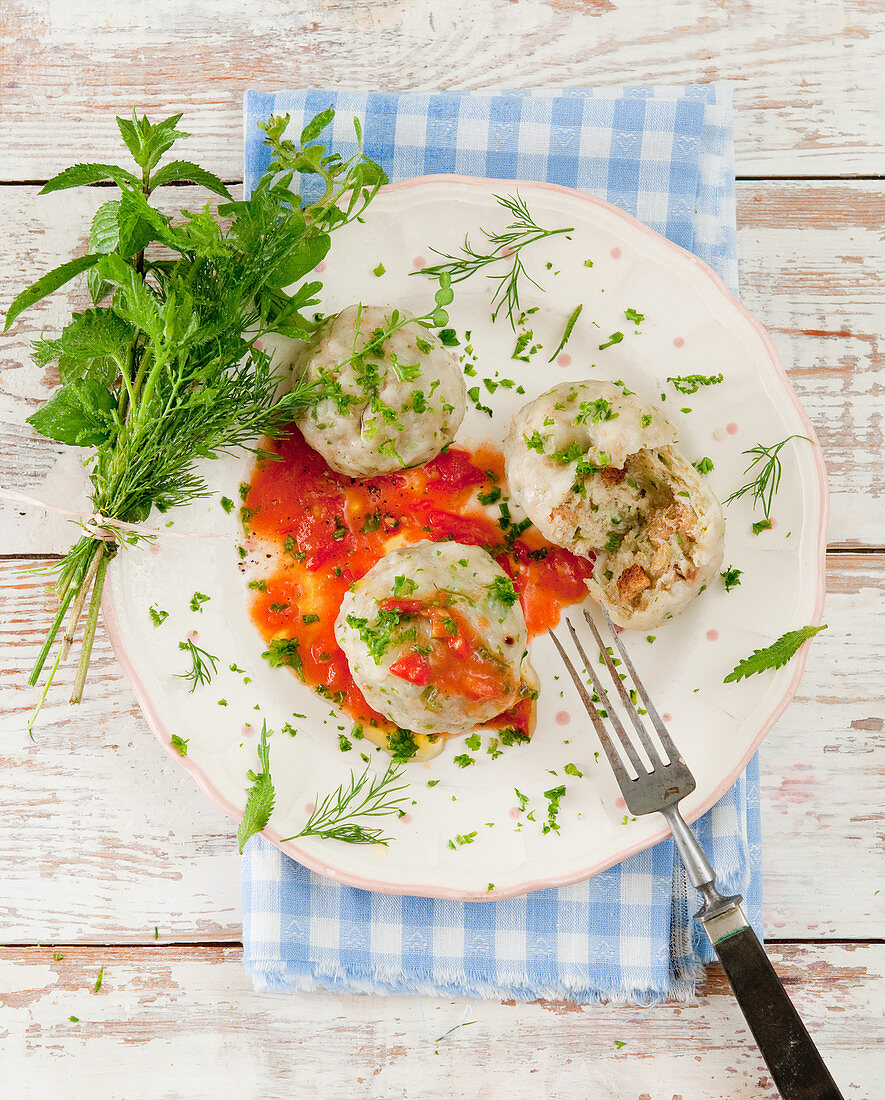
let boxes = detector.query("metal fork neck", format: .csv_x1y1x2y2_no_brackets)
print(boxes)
661,804,743,922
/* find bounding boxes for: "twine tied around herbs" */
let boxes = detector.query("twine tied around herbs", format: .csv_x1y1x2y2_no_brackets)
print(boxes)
0,487,238,544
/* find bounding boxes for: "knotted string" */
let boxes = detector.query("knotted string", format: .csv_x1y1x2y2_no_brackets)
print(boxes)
0,487,237,543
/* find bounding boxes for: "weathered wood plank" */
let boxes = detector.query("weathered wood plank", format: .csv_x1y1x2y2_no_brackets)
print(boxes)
0,555,881,944
0,943,880,1099
1,181,883,552
2,0,884,178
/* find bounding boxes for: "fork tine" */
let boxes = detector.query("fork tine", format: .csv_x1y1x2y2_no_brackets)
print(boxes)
547,629,630,787
581,609,666,770
562,618,648,778
593,607,684,765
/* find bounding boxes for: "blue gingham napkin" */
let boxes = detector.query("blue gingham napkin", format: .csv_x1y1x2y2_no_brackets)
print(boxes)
241,86,762,1003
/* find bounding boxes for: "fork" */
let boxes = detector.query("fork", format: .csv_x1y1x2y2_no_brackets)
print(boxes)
550,608,843,1100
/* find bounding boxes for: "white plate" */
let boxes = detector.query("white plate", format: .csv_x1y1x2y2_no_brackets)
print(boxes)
104,176,828,900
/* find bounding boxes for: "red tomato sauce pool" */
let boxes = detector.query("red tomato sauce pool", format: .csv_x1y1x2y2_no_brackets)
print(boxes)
243,429,594,748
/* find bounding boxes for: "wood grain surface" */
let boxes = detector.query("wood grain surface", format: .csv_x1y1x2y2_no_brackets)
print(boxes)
2,1,884,1094
1,944,881,1099
2,0,885,178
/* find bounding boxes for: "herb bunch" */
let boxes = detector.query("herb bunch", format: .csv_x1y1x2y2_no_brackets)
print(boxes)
6,107,387,717
415,193,573,330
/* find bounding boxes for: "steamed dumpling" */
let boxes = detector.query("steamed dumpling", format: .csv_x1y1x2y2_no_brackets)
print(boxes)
504,380,724,629
293,305,466,477
335,540,536,736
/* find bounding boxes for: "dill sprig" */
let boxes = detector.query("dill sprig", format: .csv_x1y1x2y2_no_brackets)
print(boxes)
6,106,388,716
291,762,411,844
176,639,219,692
414,193,573,331
724,435,813,521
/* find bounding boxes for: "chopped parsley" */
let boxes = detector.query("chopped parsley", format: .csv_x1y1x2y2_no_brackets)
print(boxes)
261,636,303,678
488,575,519,608
149,605,168,627
666,373,724,395
387,727,418,762
624,307,644,324
372,261,386,277
752,518,773,535
453,754,475,768
170,734,189,757
693,456,714,474
721,566,743,592
598,331,623,350
220,496,235,514
189,591,210,613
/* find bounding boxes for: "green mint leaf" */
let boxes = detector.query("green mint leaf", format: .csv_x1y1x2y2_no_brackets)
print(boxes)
437,328,460,346
117,111,188,173
86,201,122,304
4,254,102,331
299,107,335,146
39,162,140,195
27,379,117,448
724,624,827,683
237,722,275,853
148,160,232,198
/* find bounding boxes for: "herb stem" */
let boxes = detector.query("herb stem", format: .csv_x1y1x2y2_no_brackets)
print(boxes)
58,543,102,665
27,582,77,687
71,546,110,703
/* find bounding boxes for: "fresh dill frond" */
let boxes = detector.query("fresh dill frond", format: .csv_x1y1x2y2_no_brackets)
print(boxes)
290,762,411,845
176,639,219,692
724,435,813,521
414,192,573,331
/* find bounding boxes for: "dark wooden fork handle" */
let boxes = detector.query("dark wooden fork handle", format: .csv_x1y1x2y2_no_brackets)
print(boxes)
707,917,843,1099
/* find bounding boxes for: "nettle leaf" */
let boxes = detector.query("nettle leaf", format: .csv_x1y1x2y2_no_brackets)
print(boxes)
4,254,101,331
39,162,140,195
96,255,162,339
58,308,134,358
724,624,827,684
148,160,231,199
117,187,191,252
237,722,275,853
299,106,335,146
27,379,118,448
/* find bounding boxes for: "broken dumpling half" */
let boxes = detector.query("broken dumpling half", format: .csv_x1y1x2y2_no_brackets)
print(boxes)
335,540,537,738
503,380,725,630
292,305,466,477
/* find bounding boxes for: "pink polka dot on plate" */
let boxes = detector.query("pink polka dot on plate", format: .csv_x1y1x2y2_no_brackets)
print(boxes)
769,517,778,529
726,422,739,435
555,710,571,726
399,813,412,825
304,802,315,814
241,723,255,738
315,261,326,273
706,629,719,642
412,255,427,269
253,340,264,351
662,712,673,724
672,336,685,348
557,353,572,367
610,246,622,259
615,796,626,809
509,806,522,819
187,630,199,641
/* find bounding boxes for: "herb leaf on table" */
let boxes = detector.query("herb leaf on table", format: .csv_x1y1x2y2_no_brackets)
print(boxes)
6,107,388,715
724,624,827,683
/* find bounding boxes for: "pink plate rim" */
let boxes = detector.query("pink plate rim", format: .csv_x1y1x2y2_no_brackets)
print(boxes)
102,173,830,901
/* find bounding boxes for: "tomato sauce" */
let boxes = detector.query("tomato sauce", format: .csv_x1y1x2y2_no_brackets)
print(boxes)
243,429,594,746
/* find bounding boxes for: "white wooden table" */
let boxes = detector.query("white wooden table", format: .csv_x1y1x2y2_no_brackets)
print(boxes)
1,3,883,1096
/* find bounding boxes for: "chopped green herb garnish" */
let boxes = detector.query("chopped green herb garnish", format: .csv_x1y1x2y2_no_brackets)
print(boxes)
724,624,827,683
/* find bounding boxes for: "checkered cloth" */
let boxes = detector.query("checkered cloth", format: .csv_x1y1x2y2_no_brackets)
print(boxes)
241,86,762,1003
